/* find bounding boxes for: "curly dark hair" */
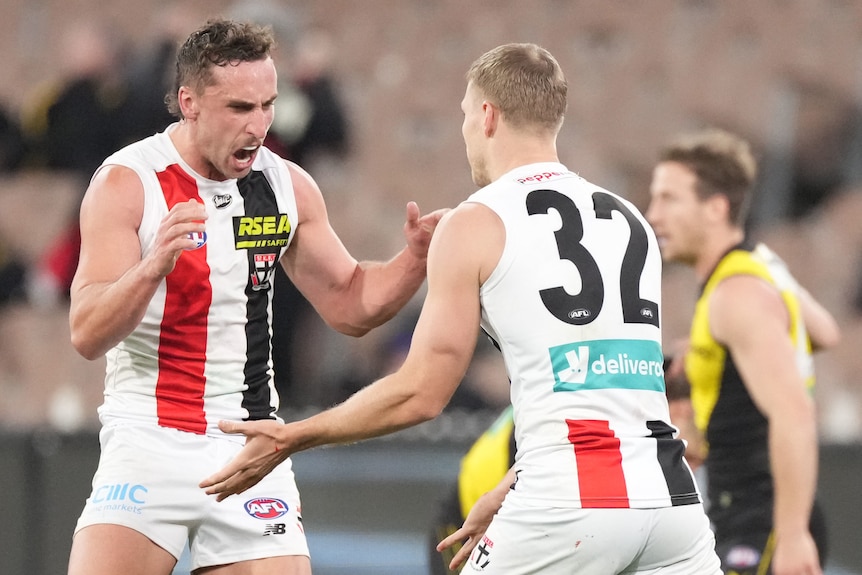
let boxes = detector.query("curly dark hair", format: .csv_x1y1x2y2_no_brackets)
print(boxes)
165,18,276,118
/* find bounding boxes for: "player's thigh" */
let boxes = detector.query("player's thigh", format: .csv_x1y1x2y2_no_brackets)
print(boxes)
68,524,177,575
190,445,309,571
627,504,721,575
73,425,199,563
194,554,311,575
464,502,643,574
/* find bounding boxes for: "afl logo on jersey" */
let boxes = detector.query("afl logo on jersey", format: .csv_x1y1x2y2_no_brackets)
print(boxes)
244,497,289,520
187,231,207,249
568,308,591,320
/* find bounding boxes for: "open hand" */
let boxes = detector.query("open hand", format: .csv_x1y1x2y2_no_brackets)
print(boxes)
404,201,449,260
199,419,289,501
436,488,500,571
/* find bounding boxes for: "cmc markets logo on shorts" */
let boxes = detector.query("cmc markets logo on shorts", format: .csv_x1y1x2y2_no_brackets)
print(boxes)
244,497,289,520
548,339,665,393
89,482,149,515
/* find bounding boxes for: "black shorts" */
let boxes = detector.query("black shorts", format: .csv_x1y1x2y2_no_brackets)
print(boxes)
714,502,827,574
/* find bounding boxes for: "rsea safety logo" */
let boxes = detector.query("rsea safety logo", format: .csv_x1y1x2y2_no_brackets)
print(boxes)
549,339,665,393
233,214,292,249
244,497,290,520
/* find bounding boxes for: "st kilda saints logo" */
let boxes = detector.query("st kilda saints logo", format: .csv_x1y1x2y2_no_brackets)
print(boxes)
468,535,494,571
251,253,277,291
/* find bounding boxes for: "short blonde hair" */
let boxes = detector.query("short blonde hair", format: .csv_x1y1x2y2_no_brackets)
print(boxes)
467,43,567,133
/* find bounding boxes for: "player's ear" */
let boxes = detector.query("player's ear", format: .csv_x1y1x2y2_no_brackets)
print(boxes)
482,101,499,137
178,86,199,120
704,192,731,224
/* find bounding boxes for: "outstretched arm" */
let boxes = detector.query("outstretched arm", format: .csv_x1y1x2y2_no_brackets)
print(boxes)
282,161,447,336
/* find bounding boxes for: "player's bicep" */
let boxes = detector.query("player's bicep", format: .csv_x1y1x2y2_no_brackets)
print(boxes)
73,165,145,290
279,163,356,307
710,277,807,417
402,206,501,394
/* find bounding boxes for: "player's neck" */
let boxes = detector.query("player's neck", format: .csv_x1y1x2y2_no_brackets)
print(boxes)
489,136,559,182
694,227,745,282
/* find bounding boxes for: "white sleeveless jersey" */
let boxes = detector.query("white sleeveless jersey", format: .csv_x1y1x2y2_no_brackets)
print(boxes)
96,126,298,437
468,162,700,509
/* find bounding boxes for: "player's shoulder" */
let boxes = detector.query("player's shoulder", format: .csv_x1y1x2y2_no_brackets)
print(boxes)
709,272,785,328
445,200,502,233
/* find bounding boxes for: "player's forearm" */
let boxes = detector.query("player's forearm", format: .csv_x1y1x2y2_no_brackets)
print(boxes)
282,372,442,452
70,264,163,360
769,403,819,537
798,287,841,351
333,247,427,336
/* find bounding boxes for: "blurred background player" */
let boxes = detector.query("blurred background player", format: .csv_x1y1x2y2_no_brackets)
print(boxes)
647,128,841,575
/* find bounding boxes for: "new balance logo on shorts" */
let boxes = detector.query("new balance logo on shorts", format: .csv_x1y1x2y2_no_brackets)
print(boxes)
549,339,665,392
263,523,286,536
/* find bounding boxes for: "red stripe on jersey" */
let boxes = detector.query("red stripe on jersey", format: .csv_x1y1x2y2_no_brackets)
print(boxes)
567,419,629,508
154,165,212,434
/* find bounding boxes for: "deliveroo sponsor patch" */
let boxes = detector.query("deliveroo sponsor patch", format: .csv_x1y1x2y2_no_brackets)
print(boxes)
549,339,665,392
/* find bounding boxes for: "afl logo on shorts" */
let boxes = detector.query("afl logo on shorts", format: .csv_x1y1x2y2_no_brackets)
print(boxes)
187,231,207,249
244,497,289,520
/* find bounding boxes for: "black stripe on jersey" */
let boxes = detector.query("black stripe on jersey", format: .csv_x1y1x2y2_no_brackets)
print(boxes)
237,170,281,421
646,420,701,505
481,327,502,353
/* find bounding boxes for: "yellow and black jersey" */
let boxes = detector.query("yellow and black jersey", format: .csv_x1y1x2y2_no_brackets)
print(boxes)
686,241,814,528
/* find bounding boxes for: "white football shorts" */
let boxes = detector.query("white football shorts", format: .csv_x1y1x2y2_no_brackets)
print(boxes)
74,423,309,571
465,494,721,574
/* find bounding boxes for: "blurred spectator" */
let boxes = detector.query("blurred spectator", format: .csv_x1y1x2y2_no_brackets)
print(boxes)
266,27,350,165
0,101,27,310
0,246,26,310
23,20,134,178
123,4,204,141
20,20,136,306
0,102,26,172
